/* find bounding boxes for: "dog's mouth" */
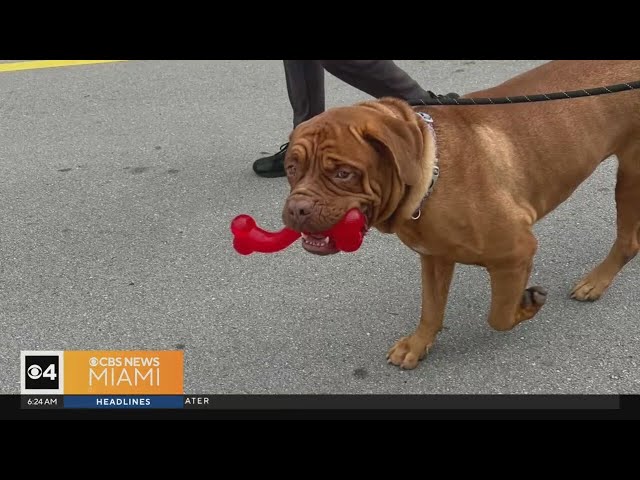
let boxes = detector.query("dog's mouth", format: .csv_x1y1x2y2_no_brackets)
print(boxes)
299,206,370,256
300,232,339,255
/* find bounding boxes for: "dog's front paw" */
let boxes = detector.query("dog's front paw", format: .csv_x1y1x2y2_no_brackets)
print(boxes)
571,275,610,301
386,335,431,370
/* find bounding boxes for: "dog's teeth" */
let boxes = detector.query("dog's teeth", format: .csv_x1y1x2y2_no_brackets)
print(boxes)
324,236,330,244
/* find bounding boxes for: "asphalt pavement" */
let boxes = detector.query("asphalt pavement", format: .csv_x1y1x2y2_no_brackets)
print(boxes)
1,60,638,395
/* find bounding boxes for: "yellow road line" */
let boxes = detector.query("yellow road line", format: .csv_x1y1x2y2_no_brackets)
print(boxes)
0,60,127,73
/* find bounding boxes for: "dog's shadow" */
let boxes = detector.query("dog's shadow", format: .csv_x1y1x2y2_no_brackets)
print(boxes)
372,262,614,370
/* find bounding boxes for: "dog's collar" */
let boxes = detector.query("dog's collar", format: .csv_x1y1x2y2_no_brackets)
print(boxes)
412,111,440,220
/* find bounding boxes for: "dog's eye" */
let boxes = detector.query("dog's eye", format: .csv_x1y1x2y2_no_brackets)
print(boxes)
286,164,297,176
335,169,352,180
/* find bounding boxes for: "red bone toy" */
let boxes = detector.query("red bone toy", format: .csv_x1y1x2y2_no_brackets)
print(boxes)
231,208,366,255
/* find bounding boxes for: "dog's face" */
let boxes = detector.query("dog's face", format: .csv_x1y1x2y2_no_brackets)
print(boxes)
282,98,427,255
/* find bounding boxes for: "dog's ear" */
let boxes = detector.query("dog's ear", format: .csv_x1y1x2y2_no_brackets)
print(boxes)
362,116,425,186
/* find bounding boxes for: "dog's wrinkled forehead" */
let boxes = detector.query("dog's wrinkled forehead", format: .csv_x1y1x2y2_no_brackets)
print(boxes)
288,106,378,165
295,107,367,138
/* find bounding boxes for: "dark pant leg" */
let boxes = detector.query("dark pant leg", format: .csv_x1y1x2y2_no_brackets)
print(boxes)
283,60,326,128
320,60,433,102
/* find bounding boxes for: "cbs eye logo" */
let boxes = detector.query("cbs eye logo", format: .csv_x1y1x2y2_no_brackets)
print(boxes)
21,351,64,394
27,362,57,381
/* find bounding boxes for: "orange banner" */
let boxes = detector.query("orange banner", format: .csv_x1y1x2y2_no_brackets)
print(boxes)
64,351,183,395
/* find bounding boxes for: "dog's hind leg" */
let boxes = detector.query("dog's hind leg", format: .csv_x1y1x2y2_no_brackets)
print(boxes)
486,232,548,331
572,147,640,301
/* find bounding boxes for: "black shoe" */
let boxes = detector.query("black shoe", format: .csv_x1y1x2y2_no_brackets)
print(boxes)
252,142,288,178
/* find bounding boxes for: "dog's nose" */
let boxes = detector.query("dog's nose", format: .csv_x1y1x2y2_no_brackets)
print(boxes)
287,198,314,224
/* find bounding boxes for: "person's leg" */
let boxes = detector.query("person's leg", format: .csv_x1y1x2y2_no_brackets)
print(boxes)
285,60,325,128
320,60,437,103
253,60,325,178
253,60,458,178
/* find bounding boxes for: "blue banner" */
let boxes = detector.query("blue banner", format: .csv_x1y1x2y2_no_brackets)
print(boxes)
64,395,184,409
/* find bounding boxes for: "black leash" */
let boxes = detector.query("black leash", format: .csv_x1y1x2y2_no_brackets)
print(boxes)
409,80,640,106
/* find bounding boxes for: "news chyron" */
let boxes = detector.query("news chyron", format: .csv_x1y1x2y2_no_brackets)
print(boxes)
20,350,211,409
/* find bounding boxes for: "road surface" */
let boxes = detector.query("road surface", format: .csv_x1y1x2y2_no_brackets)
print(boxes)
1,60,638,395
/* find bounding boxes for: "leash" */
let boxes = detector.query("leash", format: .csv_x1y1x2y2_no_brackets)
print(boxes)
409,80,640,106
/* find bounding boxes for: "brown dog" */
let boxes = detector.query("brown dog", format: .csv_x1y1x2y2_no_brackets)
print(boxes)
281,60,640,369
